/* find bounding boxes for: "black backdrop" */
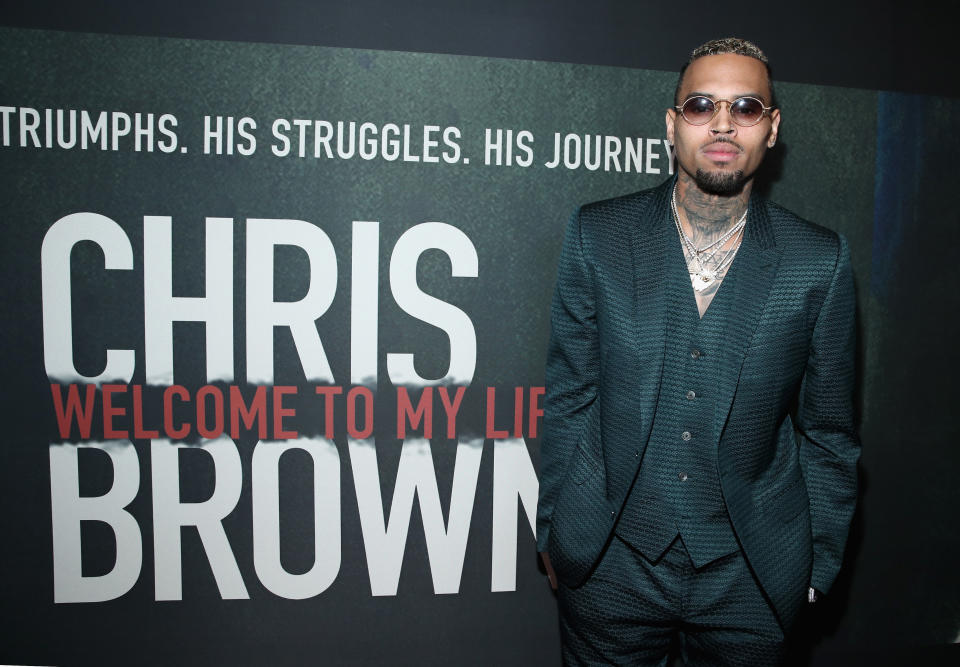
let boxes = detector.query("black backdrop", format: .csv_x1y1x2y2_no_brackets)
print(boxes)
4,0,957,96
2,2,958,666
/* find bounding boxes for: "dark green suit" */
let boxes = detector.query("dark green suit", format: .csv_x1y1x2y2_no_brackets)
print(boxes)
537,177,859,640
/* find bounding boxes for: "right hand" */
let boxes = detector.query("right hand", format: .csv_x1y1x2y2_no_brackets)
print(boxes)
539,551,558,590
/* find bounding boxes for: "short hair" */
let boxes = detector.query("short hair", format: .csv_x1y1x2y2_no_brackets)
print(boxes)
674,37,776,107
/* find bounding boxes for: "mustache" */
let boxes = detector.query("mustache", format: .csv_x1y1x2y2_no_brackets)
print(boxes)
701,137,744,152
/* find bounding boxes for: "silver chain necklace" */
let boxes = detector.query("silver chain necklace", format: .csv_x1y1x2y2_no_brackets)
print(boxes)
672,184,747,292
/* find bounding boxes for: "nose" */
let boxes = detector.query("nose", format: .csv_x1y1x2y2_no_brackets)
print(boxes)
710,100,736,135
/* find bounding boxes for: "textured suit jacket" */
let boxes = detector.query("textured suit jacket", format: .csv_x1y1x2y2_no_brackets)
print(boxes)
536,176,859,629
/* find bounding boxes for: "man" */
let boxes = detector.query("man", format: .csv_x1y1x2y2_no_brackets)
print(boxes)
536,38,859,665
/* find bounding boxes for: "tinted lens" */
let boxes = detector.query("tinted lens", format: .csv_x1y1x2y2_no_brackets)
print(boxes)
681,96,716,124
730,97,765,125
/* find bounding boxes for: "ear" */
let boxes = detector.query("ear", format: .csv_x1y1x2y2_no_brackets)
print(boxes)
666,107,677,145
767,108,781,148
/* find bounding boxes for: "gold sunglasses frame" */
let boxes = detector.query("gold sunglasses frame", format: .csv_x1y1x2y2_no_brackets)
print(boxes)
675,95,774,127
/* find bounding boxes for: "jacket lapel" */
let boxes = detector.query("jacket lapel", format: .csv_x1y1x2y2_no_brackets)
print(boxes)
713,196,782,443
631,179,673,449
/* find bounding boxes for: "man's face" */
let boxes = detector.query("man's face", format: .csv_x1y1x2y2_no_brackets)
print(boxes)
666,53,781,195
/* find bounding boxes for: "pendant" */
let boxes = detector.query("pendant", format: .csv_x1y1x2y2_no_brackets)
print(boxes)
692,270,715,292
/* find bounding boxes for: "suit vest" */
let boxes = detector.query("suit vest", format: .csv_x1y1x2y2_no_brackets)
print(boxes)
615,233,740,567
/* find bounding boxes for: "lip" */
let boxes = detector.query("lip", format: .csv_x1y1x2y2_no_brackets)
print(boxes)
702,144,741,162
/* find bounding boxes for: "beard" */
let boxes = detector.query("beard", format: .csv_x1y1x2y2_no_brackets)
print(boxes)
694,168,747,196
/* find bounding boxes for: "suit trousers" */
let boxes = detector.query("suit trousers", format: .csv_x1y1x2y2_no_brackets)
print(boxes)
558,534,785,666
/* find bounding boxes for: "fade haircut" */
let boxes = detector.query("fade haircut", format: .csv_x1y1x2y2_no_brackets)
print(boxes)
674,37,776,107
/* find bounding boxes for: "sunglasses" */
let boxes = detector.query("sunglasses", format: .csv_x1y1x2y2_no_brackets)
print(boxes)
675,96,774,127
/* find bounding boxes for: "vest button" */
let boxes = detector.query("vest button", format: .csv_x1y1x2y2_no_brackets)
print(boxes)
690,349,701,359
678,472,688,481
681,431,692,441
686,390,696,400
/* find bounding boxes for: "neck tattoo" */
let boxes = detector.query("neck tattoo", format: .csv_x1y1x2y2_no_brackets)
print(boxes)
671,183,746,293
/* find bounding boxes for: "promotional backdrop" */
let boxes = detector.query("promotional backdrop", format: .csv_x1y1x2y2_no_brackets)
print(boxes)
0,25,956,666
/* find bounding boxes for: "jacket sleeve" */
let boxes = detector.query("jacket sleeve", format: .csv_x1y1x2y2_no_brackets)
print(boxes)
536,208,600,552
796,234,860,594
